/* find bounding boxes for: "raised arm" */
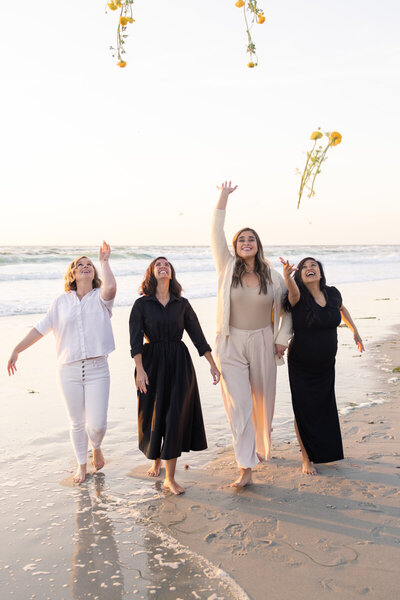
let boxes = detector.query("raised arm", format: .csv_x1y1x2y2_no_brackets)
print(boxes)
279,257,300,307
7,328,43,375
211,181,238,272
99,241,117,301
340,304,365,352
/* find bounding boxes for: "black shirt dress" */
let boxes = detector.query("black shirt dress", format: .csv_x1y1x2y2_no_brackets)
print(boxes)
288,286,344,464
129,294,210,461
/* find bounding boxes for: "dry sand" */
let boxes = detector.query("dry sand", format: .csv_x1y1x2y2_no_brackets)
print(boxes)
130,333,400,599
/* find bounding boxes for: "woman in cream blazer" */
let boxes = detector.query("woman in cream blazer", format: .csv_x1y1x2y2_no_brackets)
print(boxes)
211,182,292,487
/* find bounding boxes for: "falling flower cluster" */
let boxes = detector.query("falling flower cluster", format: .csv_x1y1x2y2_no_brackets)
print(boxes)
107,1,265,68
107,0,135,67
235,0,266,68
297,130,342,209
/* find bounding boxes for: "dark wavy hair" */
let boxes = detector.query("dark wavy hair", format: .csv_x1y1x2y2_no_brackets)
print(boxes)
231,228,272,294
139,256,182,297
64,256,102,292
284,256,327,325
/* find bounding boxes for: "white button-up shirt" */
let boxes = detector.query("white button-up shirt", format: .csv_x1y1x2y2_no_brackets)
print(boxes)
35,288,115,364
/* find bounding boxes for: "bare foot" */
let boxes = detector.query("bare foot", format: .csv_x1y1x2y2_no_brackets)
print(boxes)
147,458,162,477
230,467,253,488
164,479,185,495
93,448,105,471
302,460,317,475
73,464,87,484
256,452,264,463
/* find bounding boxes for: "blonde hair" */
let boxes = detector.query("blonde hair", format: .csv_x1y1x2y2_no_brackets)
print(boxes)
64,256,102,292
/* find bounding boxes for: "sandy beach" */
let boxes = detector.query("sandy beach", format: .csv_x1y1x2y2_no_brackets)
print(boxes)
0,279,399,599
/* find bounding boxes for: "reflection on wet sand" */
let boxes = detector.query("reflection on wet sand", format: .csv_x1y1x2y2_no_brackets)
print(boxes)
70,473,248,599
71,474,124,599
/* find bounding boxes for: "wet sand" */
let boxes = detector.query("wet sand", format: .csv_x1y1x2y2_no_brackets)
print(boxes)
0,279,399,599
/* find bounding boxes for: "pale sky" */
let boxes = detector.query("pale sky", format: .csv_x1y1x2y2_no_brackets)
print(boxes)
1,0,399,246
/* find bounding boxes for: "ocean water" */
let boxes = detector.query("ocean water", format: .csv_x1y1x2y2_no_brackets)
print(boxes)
1,244,399,317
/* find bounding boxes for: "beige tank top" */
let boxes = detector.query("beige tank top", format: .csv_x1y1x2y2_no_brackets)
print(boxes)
229,283,273,330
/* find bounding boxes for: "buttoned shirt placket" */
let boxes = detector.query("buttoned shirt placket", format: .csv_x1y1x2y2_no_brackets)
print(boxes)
75,294,88,381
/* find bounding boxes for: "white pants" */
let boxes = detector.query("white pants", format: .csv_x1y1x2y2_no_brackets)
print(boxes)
216,326,277,469
58,357,110,466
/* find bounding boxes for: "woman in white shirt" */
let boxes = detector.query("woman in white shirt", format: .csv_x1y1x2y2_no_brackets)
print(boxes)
211,182,292,488
7,241,117,484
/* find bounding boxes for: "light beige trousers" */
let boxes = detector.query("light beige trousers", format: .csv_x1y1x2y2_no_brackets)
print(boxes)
216,326,277,469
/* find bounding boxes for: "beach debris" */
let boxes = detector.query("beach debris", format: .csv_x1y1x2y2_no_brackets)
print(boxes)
27,389,38,394
297,129,342,209
184,464,189,470
107,1,265,68
392,366,400,372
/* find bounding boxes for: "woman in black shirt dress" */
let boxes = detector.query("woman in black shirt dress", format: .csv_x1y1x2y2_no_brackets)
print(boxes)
129,257,220,495
280,256,364,475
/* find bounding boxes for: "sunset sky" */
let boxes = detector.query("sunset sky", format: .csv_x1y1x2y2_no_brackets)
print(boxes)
1,0,399,246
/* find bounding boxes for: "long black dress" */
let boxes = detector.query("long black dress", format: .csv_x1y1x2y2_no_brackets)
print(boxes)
129,294,210,460
288,286,344,464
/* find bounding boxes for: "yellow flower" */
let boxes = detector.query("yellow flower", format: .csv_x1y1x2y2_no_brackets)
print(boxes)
310,131,323,140
126,17,135,23
115,0,123,6
258,13,266,24
107,2,118,10
235,0,245,7
329,131,342,146
247,61,256,68
118,60,127,68
119,16,128,26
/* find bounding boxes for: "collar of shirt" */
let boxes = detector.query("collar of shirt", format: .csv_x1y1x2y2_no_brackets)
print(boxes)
70,289,97,304
144,294,182,306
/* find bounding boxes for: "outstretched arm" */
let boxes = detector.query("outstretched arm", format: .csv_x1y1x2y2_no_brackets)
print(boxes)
211,181,238,271
7,328,43,375
279,257,300,307
340,305,365,352
99,241,117,301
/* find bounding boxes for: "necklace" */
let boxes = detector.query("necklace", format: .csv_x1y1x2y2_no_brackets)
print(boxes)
244,268,255,274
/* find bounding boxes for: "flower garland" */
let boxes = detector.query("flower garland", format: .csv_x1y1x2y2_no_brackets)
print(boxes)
106,1,265,68
297,130,342,209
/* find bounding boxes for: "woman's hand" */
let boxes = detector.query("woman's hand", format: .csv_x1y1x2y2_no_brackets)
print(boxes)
216,181,238,209
7,349,19,375
217,181,238,195
275,344,287,359
99,240,111,264
136,367,149,394
210,364,221,385
354,331,365,352
279,257,297,281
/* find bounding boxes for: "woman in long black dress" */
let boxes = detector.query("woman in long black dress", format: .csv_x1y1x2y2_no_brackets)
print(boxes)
280,256,364,475
129,257,220,495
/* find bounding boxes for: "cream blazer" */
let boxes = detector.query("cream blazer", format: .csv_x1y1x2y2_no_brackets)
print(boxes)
211,208,292,365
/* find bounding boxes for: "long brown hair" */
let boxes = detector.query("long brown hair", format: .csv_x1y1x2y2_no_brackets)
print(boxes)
231,228,271,294
139,256,182,297
64,256,102,292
